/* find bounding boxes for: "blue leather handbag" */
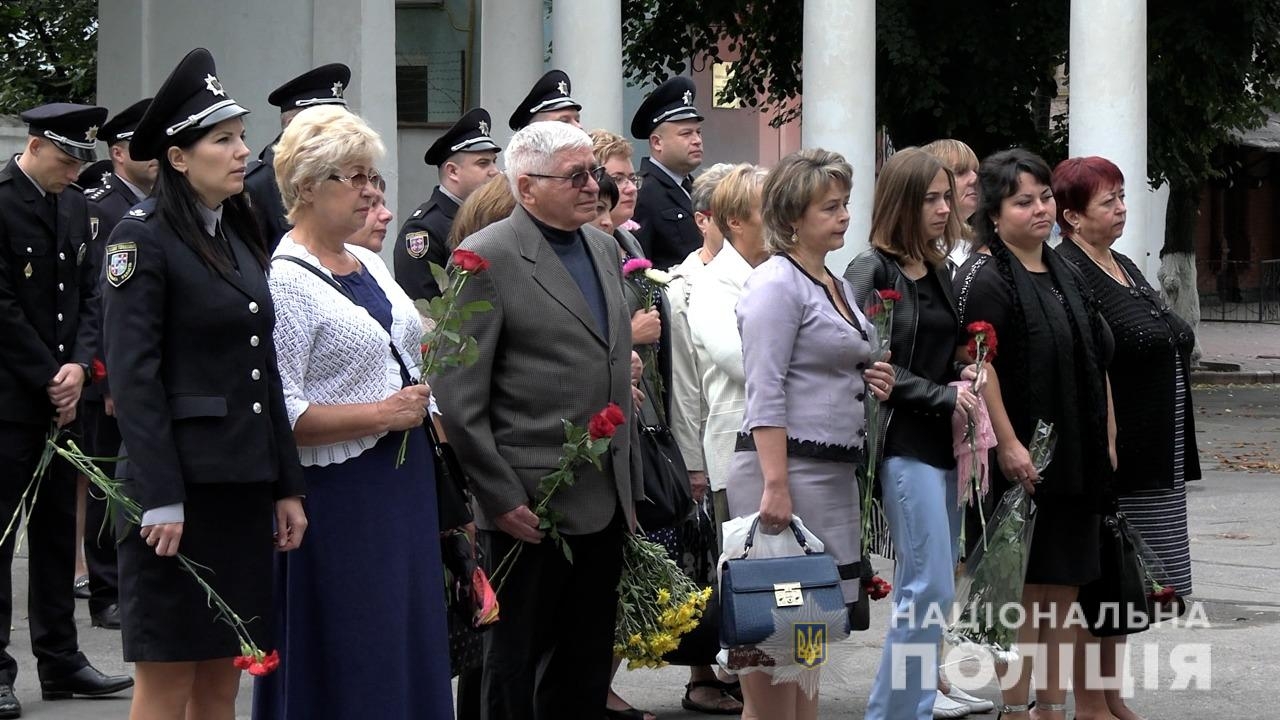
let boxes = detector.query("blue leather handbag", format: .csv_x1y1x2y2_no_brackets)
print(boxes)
720,518,849,647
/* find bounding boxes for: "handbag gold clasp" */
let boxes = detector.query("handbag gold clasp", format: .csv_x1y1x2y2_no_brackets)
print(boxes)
774,582,803,607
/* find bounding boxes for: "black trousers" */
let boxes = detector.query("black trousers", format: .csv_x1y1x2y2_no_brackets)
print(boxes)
0,420,89,684
79,400,120,615
479,514,624,720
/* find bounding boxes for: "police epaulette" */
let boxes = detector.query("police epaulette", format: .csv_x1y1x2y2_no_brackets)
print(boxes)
122,198,157,221
86,185,111,202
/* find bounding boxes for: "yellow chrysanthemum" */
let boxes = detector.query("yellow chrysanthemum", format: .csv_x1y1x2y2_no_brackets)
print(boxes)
656,588,671,605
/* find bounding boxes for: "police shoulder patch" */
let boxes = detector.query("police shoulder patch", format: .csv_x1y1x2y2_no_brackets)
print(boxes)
405,230,430,259
411,208,423,218
105,242,138,287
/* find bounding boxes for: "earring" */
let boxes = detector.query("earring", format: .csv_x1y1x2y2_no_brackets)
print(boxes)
790,230,799,245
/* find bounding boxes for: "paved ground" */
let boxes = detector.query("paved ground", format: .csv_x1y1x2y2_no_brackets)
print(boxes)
5,384,1277,719
1195,320,1280,382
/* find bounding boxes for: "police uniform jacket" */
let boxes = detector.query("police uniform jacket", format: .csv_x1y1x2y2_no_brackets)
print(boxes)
0,157,99,425
393,185,457,301
102,199,304,513
632,157,701,271
84,174,144,401
245,144,290,251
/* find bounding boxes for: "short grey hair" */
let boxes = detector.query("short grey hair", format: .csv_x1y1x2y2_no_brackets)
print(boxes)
505,121,594,196
690,162,735,214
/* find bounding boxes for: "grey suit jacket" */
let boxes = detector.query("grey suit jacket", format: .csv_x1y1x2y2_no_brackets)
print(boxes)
435,205,641,535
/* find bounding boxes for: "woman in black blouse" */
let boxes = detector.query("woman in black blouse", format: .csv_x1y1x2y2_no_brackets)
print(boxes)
953,149,1115,720
1053,156,1198,720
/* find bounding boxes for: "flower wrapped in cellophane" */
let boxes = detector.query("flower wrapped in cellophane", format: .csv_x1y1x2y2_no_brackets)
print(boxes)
614,534,713,669
946,420,1056,662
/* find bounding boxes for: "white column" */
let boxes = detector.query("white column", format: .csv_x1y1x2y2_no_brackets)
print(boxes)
1068,0,1151,275
552,0,624,134
803,0,875,274
479,0,545,151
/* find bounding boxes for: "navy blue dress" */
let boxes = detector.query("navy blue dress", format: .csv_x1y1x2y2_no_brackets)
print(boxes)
253,267,453,719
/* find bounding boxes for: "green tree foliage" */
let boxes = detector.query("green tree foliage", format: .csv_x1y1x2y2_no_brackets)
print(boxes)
620,0,1070,160
1147,0,1280,253
0,0,98,115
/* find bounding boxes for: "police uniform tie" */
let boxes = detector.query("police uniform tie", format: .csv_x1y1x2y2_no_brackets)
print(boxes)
680,175,694,195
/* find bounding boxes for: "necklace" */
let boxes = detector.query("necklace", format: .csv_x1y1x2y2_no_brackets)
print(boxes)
1073,238,1128,286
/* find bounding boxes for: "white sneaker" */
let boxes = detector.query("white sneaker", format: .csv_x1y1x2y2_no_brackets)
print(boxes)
946,686,996,713
933,690,972,719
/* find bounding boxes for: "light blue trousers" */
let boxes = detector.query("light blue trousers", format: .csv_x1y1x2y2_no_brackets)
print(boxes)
865,456,960,720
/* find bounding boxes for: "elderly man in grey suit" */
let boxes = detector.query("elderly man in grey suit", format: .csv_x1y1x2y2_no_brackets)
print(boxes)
435,121,639,720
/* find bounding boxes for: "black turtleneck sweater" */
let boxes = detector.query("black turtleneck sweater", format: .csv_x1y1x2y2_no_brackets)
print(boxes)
530,214,609,335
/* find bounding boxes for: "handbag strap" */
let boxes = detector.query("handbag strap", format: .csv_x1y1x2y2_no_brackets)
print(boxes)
740,516,815,558
272,254,419,387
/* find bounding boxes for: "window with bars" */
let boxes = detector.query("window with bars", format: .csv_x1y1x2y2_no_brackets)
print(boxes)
395,1,469,126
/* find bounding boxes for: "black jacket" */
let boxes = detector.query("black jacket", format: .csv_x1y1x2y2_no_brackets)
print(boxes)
244,143,291,250
393,186,457,301
632,157,700,271
84,174,145,400
0,157,100,424
102,198,304,512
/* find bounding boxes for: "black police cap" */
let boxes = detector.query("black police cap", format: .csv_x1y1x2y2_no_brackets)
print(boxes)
100,98,153,146
130,48,250,162
424,108,501,166
267,63,351,111
508,69,581,131
75,159,113,191
630,76,704,140
20,103,109,163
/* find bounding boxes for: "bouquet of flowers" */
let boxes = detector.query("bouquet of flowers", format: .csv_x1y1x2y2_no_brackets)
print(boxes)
952,321,998,550
946,419,1057,662
614,537,714,669
397,248,493,466
488,403,626,592
859,289,899,600
621,257,671,423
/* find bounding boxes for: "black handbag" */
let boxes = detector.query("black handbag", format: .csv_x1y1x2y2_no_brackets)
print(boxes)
634,376,694,530
1078,512,1151,637
720,518,849,647
427,421,474,532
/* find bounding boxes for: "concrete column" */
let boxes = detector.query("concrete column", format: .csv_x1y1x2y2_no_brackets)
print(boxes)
1068,0,1151,275
478,0,545,151
803,0,875,274
551,0,624,134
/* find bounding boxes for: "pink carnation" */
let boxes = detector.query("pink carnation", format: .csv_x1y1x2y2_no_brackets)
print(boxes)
622,257,653,277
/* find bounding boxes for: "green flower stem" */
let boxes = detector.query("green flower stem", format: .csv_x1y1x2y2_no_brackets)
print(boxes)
0,424,57,551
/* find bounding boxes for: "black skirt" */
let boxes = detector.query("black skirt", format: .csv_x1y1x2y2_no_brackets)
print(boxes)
118,481,275,662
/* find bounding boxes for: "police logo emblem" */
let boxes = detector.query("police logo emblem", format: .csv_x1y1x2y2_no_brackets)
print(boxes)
557,80,569,96
793,623,827,668
478,120,489,137
77,242,87,265
405,231,430,259
204,73,226,97
90,217,99,240
682,90,693,106
332,80,345,98
106,242,137,287
85,125,99,142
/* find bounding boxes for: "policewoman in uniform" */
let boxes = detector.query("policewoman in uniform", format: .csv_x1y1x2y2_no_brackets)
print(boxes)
393,107,500,301
101,48,307,719
245,63,352,250
631,76,705,270
0,103,135,719
82,97,157,632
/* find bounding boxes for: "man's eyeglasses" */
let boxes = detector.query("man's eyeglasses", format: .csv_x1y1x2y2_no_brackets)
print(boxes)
329,171,384,192
609,172,642,189
527,165,606,190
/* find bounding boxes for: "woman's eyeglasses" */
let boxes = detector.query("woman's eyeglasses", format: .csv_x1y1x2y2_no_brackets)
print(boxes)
329,171,384,191
609,172,642,189
527,165,606,190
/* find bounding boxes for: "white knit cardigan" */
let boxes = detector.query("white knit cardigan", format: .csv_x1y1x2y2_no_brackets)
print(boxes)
270,235,426,466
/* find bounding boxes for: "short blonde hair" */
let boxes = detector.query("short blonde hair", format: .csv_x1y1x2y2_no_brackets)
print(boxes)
449,175,516,249
761,148,852,254
273,105,385,223
589,128,633,166
691,162,736,215
709,164,766,242
922,138,978,176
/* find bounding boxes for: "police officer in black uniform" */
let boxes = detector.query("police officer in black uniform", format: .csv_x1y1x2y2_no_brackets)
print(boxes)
244,63,351,249
393,108,500,301
79,97,156,631
0,103,135,718
507,69,583,130
630,76,705,270
103,47,306,717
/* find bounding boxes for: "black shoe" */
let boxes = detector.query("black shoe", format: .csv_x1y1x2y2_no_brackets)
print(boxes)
39,665,133,700
73,575,90,600
90,603,122,630
0,684,19,719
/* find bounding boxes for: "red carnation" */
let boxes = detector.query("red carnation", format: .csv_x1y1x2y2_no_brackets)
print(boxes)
452,249,490,274
966,321,998,362
864,575,893,601
588,402,626,441
879,289,903,303
1148,585,1177,606
90,357,107,384
233,655,253,670
247,649,280,676
420,342,430,357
